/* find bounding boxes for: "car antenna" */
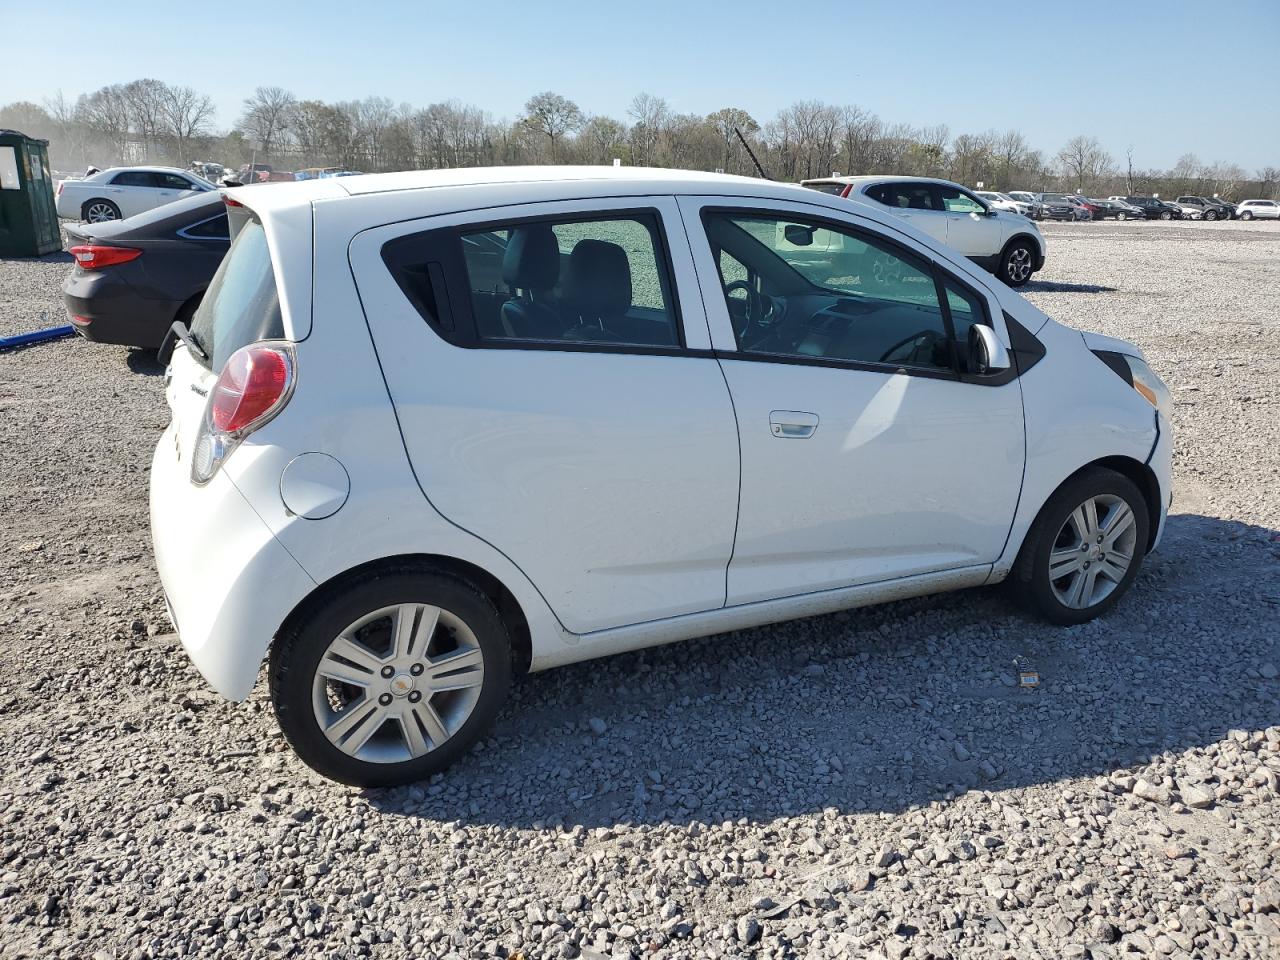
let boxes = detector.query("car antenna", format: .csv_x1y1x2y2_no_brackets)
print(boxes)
735,127,772,180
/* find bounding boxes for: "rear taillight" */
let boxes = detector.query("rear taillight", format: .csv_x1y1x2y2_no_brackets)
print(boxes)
70,245,143,270
191,343,294,485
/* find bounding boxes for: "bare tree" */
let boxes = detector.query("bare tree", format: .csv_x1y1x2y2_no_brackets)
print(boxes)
521,92,583,162
627,93,669,167
706,107,758,174
240,86,297,159
1057,135,1114,192
579,115,628,165
161,85,214,163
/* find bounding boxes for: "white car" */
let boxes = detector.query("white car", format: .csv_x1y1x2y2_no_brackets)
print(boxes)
801,175,1046,286
151,167,1172,786
55,166,216,223
1173,203,1203,220
976,190,1033,218
1236,199,1280,220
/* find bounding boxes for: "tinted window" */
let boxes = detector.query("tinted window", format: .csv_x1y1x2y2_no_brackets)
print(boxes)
111,171,157,187
704,212,954,372
189,219,284,371
803,182,847,195
458,214,680,347
866,182,939,210
157,173,196,190
184,214,229,239
939,187,985,214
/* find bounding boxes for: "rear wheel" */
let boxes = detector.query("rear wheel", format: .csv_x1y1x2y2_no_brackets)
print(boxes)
82,199,120,223
270,567,513,786
1009,468,1150,625
999,239,1036,287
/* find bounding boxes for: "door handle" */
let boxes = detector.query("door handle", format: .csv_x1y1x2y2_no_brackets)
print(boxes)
769,410,819,439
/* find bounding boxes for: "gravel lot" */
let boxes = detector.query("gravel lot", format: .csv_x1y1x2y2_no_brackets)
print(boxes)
1,220,1278,960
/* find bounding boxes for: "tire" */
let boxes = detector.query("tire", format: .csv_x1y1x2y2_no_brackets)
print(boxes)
999,238,1037,287
1159,210,1172,221
1204,210,1218,222
1116,211,1127,221
1009,468,1150,626
82,199,121,223
269,566,513,787
1240,211,1254,221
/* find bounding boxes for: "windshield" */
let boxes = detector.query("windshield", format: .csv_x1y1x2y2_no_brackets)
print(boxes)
189,218,284,371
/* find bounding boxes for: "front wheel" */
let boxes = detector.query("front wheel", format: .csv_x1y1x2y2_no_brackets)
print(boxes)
269,567,513,786
1116,211,1127,221
1009,468,1150,625
1204,210,1218,221
1159,210,1173,221
1240,211,1254,221
999,239,1036,287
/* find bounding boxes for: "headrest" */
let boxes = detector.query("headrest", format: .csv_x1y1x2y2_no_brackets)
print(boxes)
502,224,560,290
563,239,632,319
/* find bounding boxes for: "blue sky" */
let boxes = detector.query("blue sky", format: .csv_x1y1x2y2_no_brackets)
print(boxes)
3,0,1276,170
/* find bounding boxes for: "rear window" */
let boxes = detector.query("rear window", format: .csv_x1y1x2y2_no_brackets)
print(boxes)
189,219,283,370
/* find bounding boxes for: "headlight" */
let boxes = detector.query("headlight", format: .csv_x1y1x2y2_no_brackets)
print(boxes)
1124,355,1172,422
1093,350,1172,421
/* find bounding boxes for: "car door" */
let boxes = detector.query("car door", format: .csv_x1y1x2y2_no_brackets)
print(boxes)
677,195,1025,605
155,172,203,208
864,182,951,247
348,197,740,634
938,185,1002,256
107,170,158,217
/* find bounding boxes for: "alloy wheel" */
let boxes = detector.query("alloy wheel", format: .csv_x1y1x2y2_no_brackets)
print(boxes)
1005,246,1033,284
311,603,485,763
85,202,118,223
1048,494,1138,609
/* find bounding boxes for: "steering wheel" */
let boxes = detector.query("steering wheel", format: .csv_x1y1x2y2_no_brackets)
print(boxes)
880,329,946,367
723,280,773,339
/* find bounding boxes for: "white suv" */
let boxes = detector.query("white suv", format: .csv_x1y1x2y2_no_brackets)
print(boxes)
1236,199,1280,220
152,167,1172,785
801,176,1046,286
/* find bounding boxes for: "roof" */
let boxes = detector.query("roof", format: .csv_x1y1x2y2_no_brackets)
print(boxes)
800,174,971,190
99,165,193,176
228,165,822,209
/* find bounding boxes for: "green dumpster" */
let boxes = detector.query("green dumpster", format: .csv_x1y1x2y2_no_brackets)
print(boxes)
0,129,60,257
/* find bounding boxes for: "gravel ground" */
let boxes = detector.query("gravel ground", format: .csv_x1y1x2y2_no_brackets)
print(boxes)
1,220,1278,960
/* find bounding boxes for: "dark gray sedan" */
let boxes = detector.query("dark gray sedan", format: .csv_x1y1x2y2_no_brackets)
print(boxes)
62,193,229,350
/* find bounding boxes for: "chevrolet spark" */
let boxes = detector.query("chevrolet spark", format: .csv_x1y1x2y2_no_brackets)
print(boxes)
151,167,1173,786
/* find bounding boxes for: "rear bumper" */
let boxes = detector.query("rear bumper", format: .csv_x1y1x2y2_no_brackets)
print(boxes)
150,424,316,701
63,270,178,349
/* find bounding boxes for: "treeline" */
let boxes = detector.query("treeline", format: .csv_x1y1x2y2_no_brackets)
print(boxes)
2,81,1277,200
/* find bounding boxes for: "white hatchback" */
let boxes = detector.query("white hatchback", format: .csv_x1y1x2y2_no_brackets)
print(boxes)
151,167,1172,786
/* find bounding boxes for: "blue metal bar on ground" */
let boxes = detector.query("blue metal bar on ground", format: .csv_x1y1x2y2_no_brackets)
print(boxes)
0,325,76,351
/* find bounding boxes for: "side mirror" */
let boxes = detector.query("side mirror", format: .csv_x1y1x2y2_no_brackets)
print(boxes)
968,324,1011,375
783,223,815,246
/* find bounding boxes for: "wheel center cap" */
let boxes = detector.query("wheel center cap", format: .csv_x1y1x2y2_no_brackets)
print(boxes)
388,673,415,697
1089,544,1104,561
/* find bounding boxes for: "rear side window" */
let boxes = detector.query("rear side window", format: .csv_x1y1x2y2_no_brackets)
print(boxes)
457,214,681,348
866,182,939,210
803,182,847,195
183,214,229,239
111,171,156,187
189,219,283,370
